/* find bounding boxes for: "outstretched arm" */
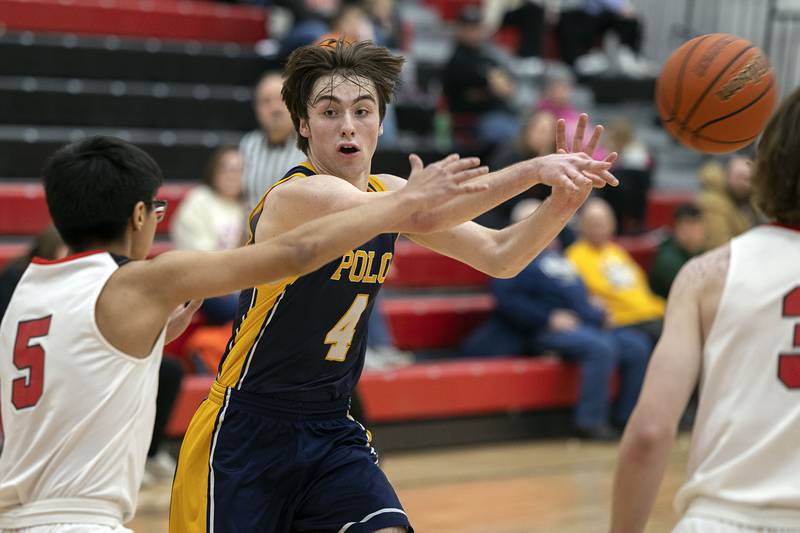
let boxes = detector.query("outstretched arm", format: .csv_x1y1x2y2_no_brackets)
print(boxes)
406,114,618,233
99,158,486,358
146,160,486,305
406,117,618,278
610,259,705,533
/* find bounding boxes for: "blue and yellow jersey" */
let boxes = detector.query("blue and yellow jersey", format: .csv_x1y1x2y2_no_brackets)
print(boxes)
214,162,396,401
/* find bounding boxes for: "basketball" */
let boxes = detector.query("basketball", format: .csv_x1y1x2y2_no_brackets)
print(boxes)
656,33,777,153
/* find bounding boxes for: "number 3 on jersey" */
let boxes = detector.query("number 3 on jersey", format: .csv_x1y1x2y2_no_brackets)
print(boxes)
12,316,52,409
325,294,369,362
779,288,800,389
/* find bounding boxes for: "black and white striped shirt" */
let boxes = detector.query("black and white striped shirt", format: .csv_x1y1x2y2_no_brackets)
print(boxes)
239,130,306,210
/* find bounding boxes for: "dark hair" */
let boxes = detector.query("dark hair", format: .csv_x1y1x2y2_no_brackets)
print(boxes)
203,146,240,191
282,38,405,154
754,88,800,225
42,136,163,251
673,203,702,223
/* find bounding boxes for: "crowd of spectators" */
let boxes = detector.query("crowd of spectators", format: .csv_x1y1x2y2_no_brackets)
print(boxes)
0,0,769,454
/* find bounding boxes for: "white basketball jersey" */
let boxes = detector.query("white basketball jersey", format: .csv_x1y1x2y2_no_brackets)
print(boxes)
675,225,800,528
0,251,165,528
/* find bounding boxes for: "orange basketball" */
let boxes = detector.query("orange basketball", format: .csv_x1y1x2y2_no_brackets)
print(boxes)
655,33,777,154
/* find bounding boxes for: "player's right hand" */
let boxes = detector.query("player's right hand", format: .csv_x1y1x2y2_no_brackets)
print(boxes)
401,153,489,211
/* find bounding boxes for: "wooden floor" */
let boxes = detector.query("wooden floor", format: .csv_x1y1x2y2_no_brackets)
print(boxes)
132,435,690,532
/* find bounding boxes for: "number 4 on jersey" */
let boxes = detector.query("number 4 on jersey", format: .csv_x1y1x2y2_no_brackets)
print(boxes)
12,316,52,409
325,294,370,362
779,288,800,389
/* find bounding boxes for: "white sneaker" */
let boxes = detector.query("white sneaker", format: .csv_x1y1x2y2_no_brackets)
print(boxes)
618,46,658,78
575,50,610,77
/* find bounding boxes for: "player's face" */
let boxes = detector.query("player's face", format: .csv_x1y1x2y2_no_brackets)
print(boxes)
299,75,383,181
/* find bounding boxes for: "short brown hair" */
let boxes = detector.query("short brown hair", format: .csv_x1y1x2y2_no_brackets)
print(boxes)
282,39,405,154
754,87,800,224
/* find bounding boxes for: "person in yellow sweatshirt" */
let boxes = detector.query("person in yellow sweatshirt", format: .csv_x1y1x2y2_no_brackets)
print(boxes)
566,198,664,344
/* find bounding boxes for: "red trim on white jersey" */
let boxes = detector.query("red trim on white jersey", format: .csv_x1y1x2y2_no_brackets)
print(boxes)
31,250,104,265
770,222,800,232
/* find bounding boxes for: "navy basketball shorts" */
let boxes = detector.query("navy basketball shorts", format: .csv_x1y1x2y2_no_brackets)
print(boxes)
171,383,412,533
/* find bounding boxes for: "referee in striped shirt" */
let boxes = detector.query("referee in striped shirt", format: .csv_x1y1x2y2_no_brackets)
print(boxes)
239,72,305,210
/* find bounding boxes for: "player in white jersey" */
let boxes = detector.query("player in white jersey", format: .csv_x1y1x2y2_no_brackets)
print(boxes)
0,135,491,532
610,87,800,532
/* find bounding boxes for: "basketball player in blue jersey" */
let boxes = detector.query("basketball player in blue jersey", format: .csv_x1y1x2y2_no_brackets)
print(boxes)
0,135,483,532
170,39,619,533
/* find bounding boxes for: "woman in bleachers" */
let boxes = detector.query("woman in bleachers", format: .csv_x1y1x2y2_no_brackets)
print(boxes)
171,146,246,324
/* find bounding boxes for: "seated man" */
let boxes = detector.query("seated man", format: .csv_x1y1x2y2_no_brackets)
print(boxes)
566,197,665,344
442,6,519,147
463,200,651,440
649,203,706,298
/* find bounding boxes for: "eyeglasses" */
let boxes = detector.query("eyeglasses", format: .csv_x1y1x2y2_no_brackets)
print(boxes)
151,199,168,223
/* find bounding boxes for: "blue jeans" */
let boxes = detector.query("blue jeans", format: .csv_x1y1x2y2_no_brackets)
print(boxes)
534,325,651,430
478,111,520,147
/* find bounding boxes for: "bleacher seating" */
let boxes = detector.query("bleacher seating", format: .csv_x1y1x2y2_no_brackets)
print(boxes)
0,0,267,42
0,4,692,442
0,182,191,238
167,356,584,436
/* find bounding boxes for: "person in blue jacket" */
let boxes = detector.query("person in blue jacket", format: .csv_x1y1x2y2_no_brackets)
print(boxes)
462,199,651,440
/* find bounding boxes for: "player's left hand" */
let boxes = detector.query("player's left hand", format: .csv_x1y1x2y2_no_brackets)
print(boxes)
165,299,203,343
555,113,619,189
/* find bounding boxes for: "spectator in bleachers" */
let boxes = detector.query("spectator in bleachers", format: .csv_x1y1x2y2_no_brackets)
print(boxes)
463,199,651,440
240,72,305,210
442,5,520,148
535,70,603,154
363,0,402,50
476,110,557,228
487,0,549,58
598,117,653,234
558,0,651,78
0,226,66,322
566,198,664,344
171,146,246,324
696,154,761,250
318,4,374,43
276,0,340,59
648,203,705,299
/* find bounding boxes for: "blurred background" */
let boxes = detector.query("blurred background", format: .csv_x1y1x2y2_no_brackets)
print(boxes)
1,0,799,530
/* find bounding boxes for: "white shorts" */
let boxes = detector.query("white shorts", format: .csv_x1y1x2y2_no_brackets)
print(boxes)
1,525,132,533
674,516,800,533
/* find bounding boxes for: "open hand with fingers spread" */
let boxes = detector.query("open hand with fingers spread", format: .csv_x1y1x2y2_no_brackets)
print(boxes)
398,152,489,213
535,113,619,210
